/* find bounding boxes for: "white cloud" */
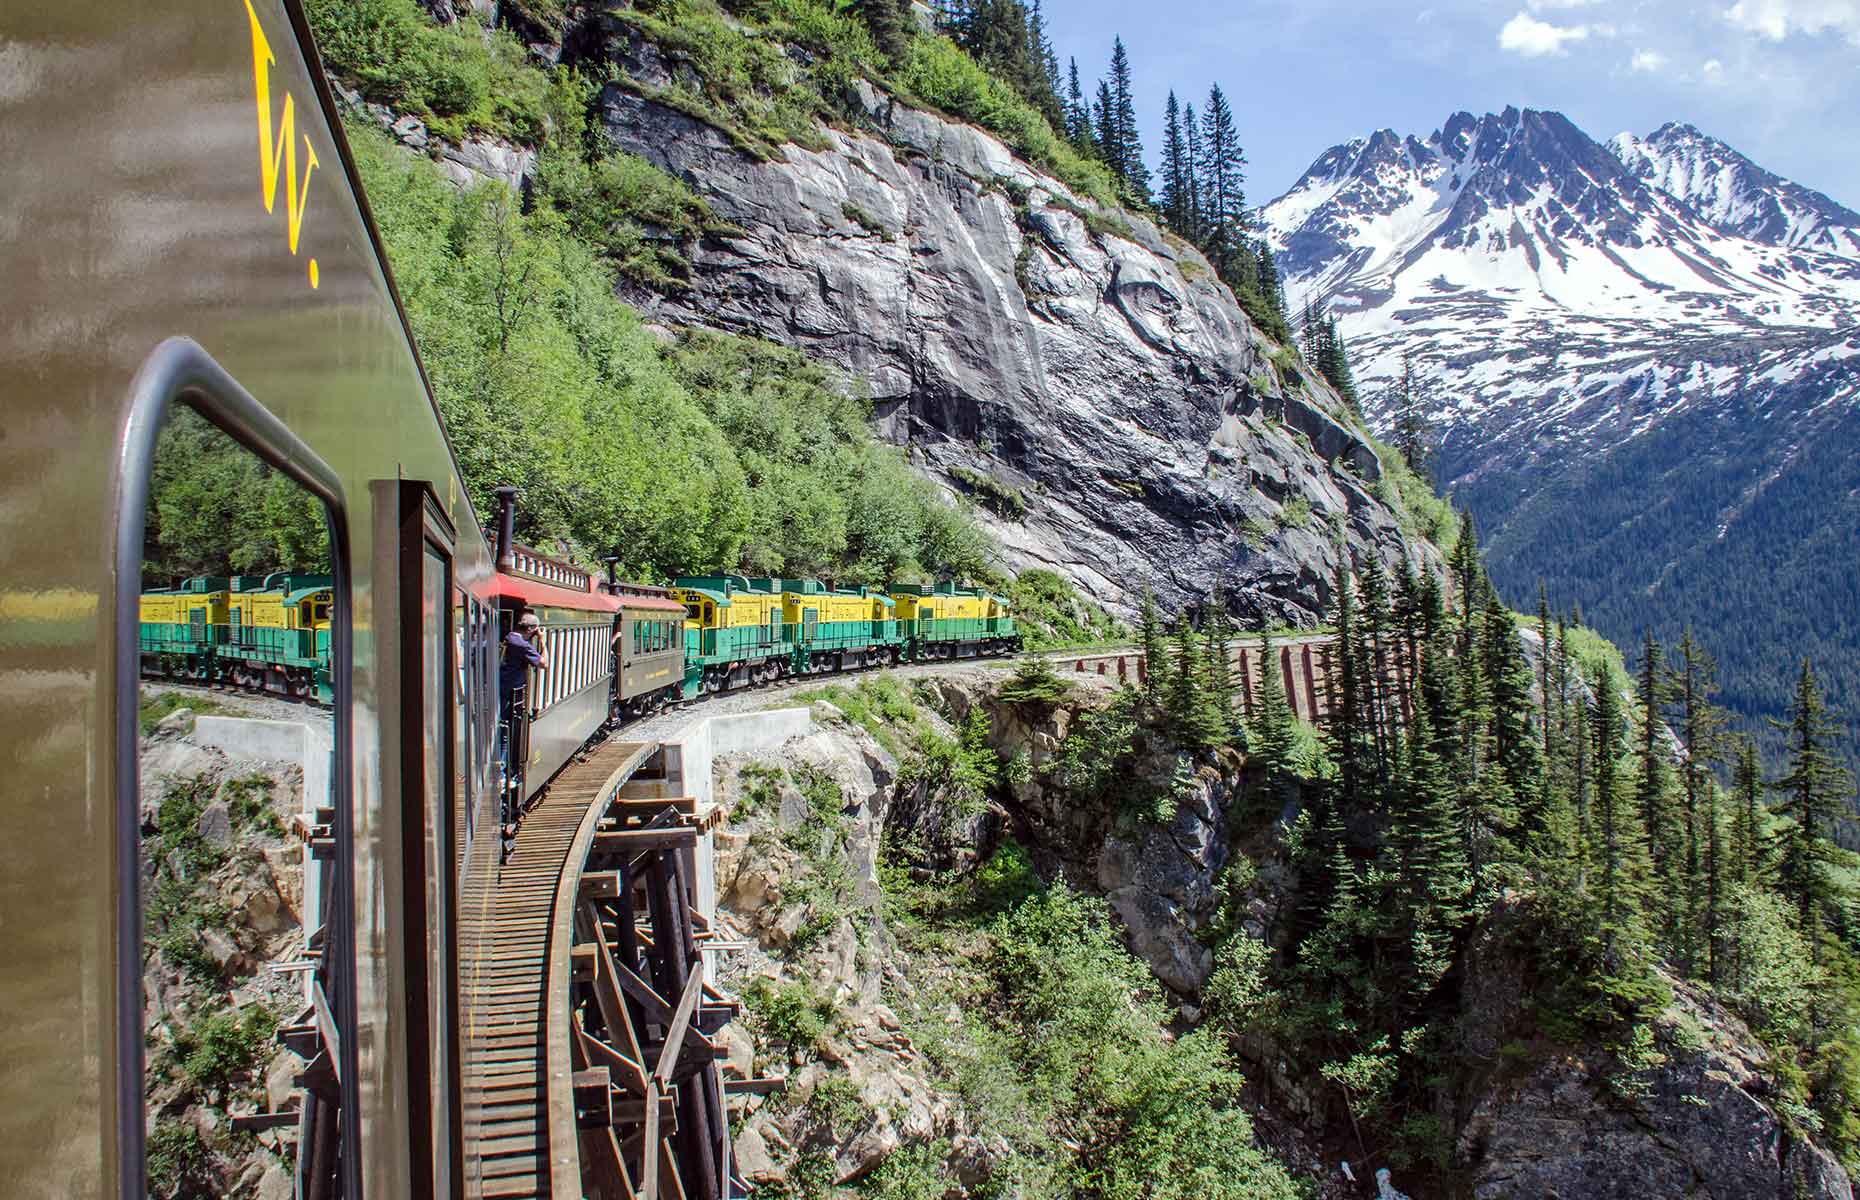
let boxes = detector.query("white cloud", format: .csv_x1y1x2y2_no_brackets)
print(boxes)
1724,0,1860,42
1631,48,1670,71
1702,57,1727,81
1499,10,1593,56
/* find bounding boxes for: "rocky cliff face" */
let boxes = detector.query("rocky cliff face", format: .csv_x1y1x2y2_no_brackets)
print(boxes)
553,19,1425,622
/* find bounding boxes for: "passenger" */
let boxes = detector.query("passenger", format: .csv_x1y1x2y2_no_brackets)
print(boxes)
502,611,548,711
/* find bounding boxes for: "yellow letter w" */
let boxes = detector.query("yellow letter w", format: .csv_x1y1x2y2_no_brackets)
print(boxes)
245,0,319,254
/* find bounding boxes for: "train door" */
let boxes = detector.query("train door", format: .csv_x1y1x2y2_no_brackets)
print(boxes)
385,480,464,1200
120,350,356,1199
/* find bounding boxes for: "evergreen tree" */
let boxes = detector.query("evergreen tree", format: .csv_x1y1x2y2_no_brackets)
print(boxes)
1482,586,1543,831
1250,629,1297,796
1025,0,1062,127
1107,38,1150,203
1259,241,1289,327
1359,558,1396,790
1391,350,1435,482
1064,57,1092,153
1092,80,1118,177
1315,315,1359,410
1169,615,1210,746
1197,84,1247,276
856,0,915,65
1181,100,1204,242
1633,631,1684,957
1299,299,1321,363
1138,586,1171,703
1328,550,1369,812
1202,589,1236,741
1668,629,1728,975
1770,659,1852,954
1159,92,1192,237
1593,664,1651,951
952,0,1063,130
1703,773,1727,983
1730,734,1769,887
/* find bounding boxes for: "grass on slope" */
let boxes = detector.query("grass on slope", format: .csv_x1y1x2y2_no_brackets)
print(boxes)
349,121,996,585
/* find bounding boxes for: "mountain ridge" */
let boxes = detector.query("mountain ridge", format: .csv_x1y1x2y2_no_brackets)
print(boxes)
1261,105,1860,778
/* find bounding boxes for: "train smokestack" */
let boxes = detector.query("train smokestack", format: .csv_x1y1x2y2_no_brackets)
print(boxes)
494,486,518,574
603,556,620,593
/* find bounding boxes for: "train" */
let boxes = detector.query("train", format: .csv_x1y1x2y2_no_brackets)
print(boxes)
0,0,1018,1195
139,487,1021,792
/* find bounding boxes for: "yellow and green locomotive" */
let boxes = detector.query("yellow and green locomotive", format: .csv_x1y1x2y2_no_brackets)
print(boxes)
139,572,334,699
672,574,1019,695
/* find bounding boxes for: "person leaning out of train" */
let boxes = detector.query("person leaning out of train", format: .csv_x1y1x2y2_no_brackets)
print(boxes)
501,611,548,711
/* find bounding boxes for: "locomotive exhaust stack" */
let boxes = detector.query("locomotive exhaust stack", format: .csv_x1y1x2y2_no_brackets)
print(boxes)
494,485,518,574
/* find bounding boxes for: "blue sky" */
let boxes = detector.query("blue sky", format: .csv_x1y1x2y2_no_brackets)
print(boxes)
1046,0,1860,207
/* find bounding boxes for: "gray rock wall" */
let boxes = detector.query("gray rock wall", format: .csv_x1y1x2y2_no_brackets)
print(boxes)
589,59,1429,621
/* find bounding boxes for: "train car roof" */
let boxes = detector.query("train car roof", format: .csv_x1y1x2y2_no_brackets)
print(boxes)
491,572,623,614
616,592,687,614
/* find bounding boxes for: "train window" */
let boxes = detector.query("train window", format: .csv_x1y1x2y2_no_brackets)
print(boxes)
121,350,353,1200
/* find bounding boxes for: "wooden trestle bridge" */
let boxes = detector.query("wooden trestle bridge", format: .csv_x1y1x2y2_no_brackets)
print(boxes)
458,737,769,1199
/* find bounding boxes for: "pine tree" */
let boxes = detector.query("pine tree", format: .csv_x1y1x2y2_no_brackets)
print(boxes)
1259,241,1289,326
1593,664,1652,951
1328,549,1368,813
1668,628,1728,975
1159,91,1192,237
1482,586,1543,832
856,0,916,65
1299,299,1321,363
1391,350,1435,482
1138,586,1171,703
1169,615,1209,746
1064,58,1092,153
1202,589,1236,742
1633,631,1683,957
1770,659,1852,954
1315,315,1359,410
1092,79,1119,178
1197,84,1247,276
1025,0,1062,128
1250,629,1297,796
1181,100,1204,242
1107,38,1150,204
1730,734,1769,887
1702,773,1727,983
1359,558,1396,789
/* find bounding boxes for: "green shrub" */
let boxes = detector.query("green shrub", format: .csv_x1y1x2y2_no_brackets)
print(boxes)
306,0,549,143
745,977,838,1051
896,35,1122,209
899,709,999,821
146,1121,215,1199
1007,568,1126,650
177,1005,278,1094
997,657,1070,706
948,466,1027,520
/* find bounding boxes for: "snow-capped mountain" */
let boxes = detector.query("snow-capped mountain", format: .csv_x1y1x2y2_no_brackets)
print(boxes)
1612,122,1860,256
1261,107,1860,761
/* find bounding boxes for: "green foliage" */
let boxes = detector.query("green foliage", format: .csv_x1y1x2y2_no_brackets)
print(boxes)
794,674,922,754
897,34,1122,208
997,656,1071,706
745,977,839,1051
146,1121,215,1200
1204,933,1279,1036
948,465,1027,520
306,0,549,143
840,201,894,241
607,0,879,158
145,407,330,582
352,124,996,581
137,692,232,737
176,1005,279,1095
1007,568,1126,650
1367,434,1459,558
1716,882,1819,1045
899,709,1000,821
857,1139,950,1200
1056,687,1144,814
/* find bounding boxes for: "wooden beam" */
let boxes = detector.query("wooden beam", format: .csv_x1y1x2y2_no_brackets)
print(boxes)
643,1081,662,1200
722,1077,786,1096
596,827,697,854
654,965,705,1087
575,1014,647,1097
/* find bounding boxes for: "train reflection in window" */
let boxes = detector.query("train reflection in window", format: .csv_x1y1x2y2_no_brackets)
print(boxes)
137,406,336,1195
